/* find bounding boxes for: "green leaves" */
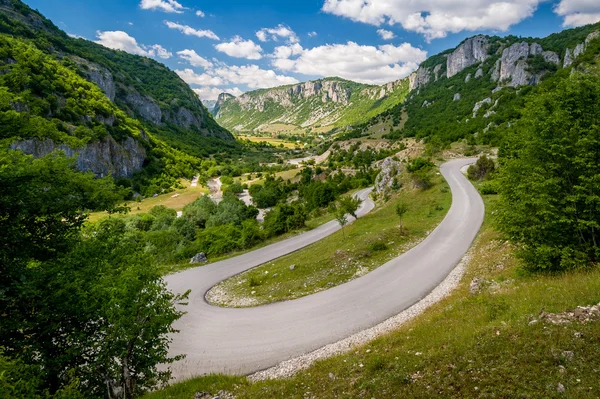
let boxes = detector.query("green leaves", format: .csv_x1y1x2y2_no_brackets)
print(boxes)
497,68,600,271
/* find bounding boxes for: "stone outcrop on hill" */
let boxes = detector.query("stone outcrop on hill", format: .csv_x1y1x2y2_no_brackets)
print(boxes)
11,136,147,178
447,36,489,78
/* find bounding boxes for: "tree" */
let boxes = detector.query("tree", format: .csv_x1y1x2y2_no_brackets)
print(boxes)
335,208,349,239
338,196,362,219
0,150,188,397
467,155,496,181
497,69,600,271
395,201,409,234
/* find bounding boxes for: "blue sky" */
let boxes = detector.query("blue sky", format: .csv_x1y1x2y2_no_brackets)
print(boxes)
23,0,600,101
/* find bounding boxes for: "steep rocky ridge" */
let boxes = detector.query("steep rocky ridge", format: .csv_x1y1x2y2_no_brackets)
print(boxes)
215,77,409,132
0,0,233,151
365,22,600,148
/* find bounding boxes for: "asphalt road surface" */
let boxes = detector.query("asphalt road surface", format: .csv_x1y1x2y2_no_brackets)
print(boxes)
166,158,484,380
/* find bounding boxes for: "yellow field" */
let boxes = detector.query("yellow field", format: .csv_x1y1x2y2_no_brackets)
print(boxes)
88,179,209,223
240,136,301,149
311,125,335,134
256,123,308,135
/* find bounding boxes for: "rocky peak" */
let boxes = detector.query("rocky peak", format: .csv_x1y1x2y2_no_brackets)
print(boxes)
491,42,559,87
447,35,489,78
409,66,431,91
564,31,600,67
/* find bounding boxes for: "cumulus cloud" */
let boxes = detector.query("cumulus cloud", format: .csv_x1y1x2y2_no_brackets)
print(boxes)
271,41,427,84
165,21,220,40
193,86,244,101
95,31,172,59
196,10,205,17
177,49,213,68
215,36,263,60
554,0,600,27
322,0,542,40
139,0,185,13
308,31,318,37
176,69,225,86
377,29,395,40
256,24,300,43
212,64,298,88
147,44,173,59
176,62,297,94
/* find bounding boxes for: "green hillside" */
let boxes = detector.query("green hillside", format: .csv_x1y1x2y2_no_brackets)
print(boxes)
215,77,410,133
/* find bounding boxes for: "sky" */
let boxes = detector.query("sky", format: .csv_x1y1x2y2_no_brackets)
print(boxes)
23,0,600,101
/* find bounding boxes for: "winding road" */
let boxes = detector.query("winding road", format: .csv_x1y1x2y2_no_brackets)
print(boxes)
166,158,484,380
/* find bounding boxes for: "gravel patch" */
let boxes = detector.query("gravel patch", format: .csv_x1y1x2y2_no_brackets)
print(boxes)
248,254,470,382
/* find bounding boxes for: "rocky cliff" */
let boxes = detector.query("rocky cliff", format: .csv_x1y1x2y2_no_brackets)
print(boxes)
490,42,560,87
215,77,410,132
11,136,146,178
447,36,489,78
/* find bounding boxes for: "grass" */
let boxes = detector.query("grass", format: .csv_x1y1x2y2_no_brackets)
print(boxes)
241,135,302,149
145,193,600,399
234,168,302,186
208,174,451,307
88,179,208,222
254,123,308,136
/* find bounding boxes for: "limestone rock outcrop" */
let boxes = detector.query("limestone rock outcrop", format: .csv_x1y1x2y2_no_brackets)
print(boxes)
11,136,146,178
447,36,489,78
491,42,559,87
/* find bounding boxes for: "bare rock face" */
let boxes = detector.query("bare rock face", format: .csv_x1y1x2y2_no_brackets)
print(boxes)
433,64,442,81
492,42,559,87
212,92,235,115
564,30,600,67
86,64,115,102
447,35,489,78
475,68,484,78
375,158,403,195
125,92,162,124
11,136,146,178
472,97,492,118
453,93,461,101
409,66,431,91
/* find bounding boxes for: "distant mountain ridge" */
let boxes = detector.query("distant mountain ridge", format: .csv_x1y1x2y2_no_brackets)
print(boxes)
214,77,409,133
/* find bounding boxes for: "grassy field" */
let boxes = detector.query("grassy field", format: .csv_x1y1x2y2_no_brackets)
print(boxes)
240,135,302,149
234,168,303,186
145,192,600,399
208,174,451,307
88,179,209,222
255,123,308,136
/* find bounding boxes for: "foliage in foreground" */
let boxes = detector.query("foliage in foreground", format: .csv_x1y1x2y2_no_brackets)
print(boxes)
497,69,600,271
0,150,187,398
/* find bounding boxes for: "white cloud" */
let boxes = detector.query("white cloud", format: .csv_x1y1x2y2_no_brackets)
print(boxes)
177,49,213,68
128,22,134,26
165,21,220,40
176,63,298,91
322,0,542,41
176,69,225,86
377,29,395,40
308,31,318,37
554,0,600,27
271,41,427,84
196,10,205,17
193,86,244,101
95,31,172,59
212,64,299,88
256,24,300,43
139,0,185,13
215,36,263,60
147,44,172,59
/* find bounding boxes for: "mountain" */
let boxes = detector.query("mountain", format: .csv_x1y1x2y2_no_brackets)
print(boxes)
203,100,217,113
0,0,233,156
214,77,409,133
367,22,600,146
0,0,238,194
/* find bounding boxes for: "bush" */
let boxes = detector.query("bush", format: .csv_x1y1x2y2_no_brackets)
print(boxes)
468,155,496,181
